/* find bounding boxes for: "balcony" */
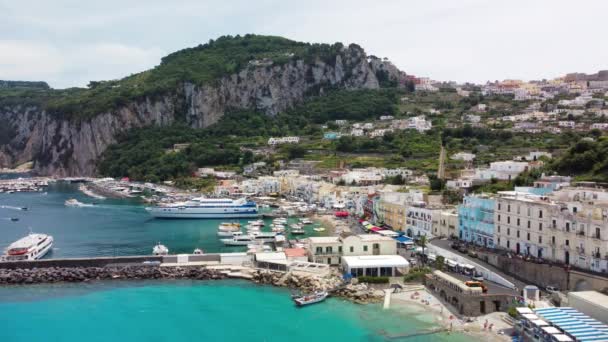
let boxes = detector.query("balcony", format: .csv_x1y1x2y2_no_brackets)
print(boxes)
577,231,585,237
562,244,570,250
314,251,342,256
576,246,585,255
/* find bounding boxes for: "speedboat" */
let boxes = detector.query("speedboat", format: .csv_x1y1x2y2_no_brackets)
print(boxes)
193,248,204,255
313,227,326,232
1,233,53,261
65,199,94,207
293,291,328,306
152,243,169,255
300,218,313,225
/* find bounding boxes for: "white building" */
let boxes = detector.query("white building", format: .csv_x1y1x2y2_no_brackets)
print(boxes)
451,152,476,162
558,121,576,128
379,115,394,121
342,255,410,277
369,128,393,138
475,161,530,181
306,234,398,265
406,204,440,238
351,128,365,137
268,136,300,145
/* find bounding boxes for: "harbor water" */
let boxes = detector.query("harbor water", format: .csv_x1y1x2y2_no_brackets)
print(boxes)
0,279,473,341
0,183,321,257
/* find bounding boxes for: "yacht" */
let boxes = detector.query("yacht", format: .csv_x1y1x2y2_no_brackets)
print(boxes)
146,197,258,219
152,243,169,255
217,230,244,238
1,233,53,261
300,218,313,225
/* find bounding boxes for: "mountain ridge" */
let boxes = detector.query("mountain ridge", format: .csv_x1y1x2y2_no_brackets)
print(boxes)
0,34,408,176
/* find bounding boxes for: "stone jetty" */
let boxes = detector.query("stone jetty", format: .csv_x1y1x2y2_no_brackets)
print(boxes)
251,270,384,304
0,265,227,285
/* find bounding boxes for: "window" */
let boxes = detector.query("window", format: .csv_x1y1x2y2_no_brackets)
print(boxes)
326,246,333,253
596,227,601,239
497,226,501,233
539,210,543,218
498,203,501,210
507,240,510,248
573,207,577,213
539,236,542,244
349,246,354,253
552,236,555,244
527,233,530,241
507,216,511,224
338,246,343,253
539,223,543,231
363,245,368,252
498,237,501,245
527,221,531,229
552,220,556,229
507,204,511,212
517,218,520,226
565,239,569,246
316,247,322,254
527,207,531,216
498,214,501,222
507,228,510,236
566,222,570,232
517,230,520,238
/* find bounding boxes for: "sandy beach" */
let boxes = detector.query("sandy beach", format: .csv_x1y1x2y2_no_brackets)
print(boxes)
390,285,513,341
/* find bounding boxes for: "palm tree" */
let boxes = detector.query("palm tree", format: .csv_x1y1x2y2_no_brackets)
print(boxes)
419,235,427,264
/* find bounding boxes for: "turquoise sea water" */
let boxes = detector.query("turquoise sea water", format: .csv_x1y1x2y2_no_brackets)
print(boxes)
0,280,472,341
0,183,320,257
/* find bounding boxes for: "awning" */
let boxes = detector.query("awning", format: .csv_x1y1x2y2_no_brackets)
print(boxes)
370,227,381,232
394,236,414,244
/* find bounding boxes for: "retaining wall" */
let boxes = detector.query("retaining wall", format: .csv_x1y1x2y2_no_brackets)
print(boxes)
0,255,162,269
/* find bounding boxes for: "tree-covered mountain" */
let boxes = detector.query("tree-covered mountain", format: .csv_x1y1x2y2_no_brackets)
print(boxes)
0,34,408,176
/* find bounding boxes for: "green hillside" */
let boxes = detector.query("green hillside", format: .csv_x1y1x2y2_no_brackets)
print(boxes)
0,35,349,119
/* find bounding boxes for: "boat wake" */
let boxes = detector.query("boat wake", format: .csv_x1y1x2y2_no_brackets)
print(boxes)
0,205,27,211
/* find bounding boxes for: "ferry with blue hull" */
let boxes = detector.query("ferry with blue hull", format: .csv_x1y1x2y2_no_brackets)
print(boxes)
146,197,259,219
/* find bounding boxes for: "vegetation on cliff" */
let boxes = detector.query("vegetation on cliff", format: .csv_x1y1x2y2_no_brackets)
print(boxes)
0,35,375,120
97,88,406,181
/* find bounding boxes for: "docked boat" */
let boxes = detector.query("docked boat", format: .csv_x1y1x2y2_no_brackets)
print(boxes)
217,223,242,237
291,228,306,235
300,218,313,225
152,243,169,255
248,220,265,227
193,248,204,255
313,227,326,232
65,199,94,207
221,235,255,246
1,233,53,261
217,230,244,237
293,291,328,306
146,197,258,219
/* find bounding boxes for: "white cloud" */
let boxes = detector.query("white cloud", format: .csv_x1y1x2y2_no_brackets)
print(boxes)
0,0,607,87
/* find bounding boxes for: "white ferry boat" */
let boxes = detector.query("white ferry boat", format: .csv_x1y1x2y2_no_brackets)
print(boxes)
146,197,258,219
1,233,53,261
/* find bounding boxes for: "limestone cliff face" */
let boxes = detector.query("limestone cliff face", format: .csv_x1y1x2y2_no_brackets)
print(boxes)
0,46,402,176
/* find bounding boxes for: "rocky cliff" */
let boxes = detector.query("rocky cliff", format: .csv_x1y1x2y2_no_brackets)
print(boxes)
0,44,405,176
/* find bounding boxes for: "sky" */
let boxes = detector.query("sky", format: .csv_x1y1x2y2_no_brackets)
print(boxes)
1,0,607,89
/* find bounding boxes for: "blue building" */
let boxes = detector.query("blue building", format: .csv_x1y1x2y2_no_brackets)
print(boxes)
458,195,495,248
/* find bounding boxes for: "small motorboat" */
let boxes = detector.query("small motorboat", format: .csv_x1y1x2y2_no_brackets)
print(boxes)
152,243,169,255
193,248,204,255
65,199,94,208
291,228,306,235
293,291,328,306
10,217,19,222
313,227,325,232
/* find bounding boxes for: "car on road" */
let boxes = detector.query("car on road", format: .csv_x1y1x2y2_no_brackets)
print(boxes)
409,258,418,266
450,242,460,250
458,246,468,254
545,286,559,294
468,250,478,258
471,272,484,281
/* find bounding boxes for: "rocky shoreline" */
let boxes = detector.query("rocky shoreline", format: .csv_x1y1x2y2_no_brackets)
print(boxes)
0,265,384,304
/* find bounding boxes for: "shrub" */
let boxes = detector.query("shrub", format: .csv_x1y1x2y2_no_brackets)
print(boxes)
357,276,389,284
403,267,431,283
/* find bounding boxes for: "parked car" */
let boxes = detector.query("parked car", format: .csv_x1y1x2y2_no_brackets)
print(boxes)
471,272,484,281
458,246,468,254
468,250,478,258
450,242,460,250
545,286,559,294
